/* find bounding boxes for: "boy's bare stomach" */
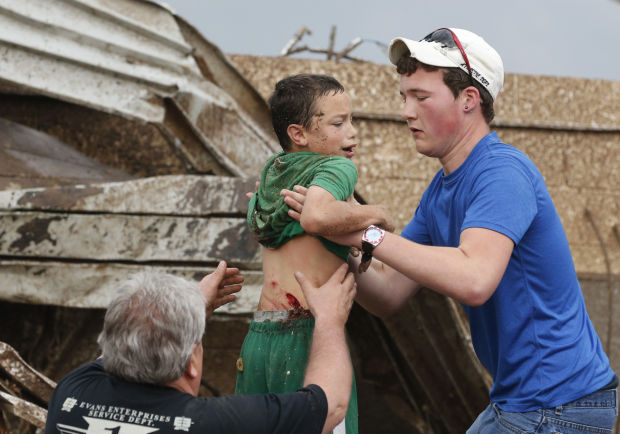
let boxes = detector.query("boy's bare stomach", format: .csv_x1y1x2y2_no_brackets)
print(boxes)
258,234,346,311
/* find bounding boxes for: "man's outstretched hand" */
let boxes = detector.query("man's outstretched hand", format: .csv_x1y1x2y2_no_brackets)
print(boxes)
200,261,244,319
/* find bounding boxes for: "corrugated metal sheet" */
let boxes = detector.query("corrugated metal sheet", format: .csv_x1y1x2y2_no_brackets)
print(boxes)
0,0,279,177
0,175,262,312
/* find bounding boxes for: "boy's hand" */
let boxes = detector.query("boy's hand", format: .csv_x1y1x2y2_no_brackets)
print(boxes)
294,263,356,326
281,185,307,221
199,261,244,319
246,180,260,200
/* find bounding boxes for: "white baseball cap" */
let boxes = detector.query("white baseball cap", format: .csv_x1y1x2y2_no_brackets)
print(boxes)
388,28,504,100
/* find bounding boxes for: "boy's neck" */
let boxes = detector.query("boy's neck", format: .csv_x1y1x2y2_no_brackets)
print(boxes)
287,144,306,154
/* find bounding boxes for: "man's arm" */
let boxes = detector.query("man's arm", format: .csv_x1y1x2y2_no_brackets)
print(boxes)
283,185,394,234
331,227,514,307
284,187,513,307
296,264,356,434
347,255,420,318
199,261,244,319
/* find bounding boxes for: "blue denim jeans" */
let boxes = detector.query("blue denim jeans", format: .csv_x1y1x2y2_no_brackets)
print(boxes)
467,387,618,433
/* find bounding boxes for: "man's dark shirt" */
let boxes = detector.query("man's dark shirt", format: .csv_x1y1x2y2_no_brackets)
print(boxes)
44,359,327,433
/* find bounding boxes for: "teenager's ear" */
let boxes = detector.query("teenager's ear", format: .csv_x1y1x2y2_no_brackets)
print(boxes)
287,124,308,147
463,86,481,112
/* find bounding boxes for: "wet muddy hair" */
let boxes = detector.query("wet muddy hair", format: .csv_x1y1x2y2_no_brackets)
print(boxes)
396,56,495,123
269,73,345,151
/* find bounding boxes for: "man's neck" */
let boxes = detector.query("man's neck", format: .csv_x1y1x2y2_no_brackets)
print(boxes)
166,377,197,396
440,122,490,175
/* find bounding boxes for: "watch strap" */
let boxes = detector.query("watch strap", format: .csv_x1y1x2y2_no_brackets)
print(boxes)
358,253,373,273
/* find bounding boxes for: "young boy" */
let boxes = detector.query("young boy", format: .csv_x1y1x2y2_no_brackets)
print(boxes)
236,74,392,434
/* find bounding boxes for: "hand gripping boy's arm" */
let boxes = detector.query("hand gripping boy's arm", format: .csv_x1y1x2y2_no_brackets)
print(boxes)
283,185,394,235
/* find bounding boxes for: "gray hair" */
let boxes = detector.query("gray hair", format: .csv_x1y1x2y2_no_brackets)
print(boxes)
97,271,206,385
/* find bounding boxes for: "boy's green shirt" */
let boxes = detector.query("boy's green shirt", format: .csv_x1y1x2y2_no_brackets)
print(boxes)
247,151,357,261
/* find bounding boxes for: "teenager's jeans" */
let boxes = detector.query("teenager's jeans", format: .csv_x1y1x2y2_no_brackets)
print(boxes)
467,387,618,433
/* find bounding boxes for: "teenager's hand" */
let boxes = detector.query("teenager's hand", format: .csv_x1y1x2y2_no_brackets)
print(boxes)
199,261,244,319
346,194,360,206
323,230,364,250
378,206,396,233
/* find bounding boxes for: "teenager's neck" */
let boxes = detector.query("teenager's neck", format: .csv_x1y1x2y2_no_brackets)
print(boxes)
440,121,490,175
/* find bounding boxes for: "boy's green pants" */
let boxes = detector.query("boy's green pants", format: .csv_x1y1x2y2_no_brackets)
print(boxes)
235,316,358,434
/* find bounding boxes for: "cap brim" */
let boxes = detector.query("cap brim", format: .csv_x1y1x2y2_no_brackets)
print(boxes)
388,37,460,69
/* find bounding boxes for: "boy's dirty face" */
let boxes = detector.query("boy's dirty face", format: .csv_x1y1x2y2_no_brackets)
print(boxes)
305,92,357,159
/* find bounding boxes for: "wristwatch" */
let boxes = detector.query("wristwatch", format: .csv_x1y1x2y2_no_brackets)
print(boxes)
359,225,385,273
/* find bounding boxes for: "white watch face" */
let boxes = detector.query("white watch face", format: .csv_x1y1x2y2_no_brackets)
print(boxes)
363,227,384,245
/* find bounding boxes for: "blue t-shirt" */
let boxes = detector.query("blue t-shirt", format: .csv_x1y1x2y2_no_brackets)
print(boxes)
401,132,614,411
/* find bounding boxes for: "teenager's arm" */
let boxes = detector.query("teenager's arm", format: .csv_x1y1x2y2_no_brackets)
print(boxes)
283,185,394,235
297,264,356,434
331,227,514,307
347,255,420,317
283,184,514,307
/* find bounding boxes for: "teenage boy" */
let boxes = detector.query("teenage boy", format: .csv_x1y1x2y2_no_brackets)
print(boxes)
237,74,393,434
283,29,618,433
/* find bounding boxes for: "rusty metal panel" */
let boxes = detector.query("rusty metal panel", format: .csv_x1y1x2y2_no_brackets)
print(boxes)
0,212,260,267
0,261,261,312
0,340,52,431
0,0,199,117
0,0,279,177
0,96,226,180
0,175,256,215
0,176,263,311
173,15,276,143
382,290,490,433
0,391,47,429
0,117,133,187
170,91,276,177
0,342,56,403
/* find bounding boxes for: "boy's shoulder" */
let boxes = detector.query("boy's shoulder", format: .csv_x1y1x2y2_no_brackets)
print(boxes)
266,151,357,171
293,151,356,166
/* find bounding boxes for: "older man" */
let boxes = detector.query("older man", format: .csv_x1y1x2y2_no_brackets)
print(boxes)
44,261,356,434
